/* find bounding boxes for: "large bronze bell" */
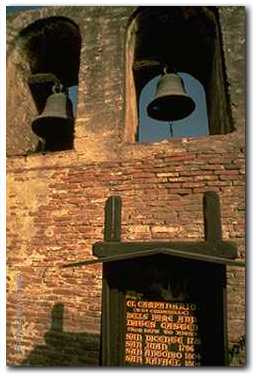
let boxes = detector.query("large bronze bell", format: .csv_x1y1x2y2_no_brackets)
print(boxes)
147,72,195,121
32,85,74,141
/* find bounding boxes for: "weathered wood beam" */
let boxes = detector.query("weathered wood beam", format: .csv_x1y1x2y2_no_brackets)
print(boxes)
104,196,121,242
63,247,244,269
101,195,121,365
203,191,222,242
93,240,237,259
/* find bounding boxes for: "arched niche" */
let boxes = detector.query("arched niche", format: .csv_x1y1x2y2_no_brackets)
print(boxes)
7,16,81,155
124,6,233,143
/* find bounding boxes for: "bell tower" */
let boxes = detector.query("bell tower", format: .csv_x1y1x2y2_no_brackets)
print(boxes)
6,6,245,367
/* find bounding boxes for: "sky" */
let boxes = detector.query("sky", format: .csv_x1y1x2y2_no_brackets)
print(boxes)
6,5,41,13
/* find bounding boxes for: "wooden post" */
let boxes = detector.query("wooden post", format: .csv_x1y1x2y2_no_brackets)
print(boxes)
203,191,222,242
104,196,122,242
204,191,228,364
101,196,122,365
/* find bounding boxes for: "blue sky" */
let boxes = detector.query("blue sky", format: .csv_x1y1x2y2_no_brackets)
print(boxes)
6,6,41,14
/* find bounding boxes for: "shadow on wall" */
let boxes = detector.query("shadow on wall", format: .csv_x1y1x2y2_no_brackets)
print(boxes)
20,303,100,366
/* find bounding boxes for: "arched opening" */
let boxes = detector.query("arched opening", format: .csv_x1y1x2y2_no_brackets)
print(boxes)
125,6,233,143
138,72,209,142
7,16,81,155
18,16,81,87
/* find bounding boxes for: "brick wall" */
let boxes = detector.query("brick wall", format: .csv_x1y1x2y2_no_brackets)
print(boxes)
6,6,245,366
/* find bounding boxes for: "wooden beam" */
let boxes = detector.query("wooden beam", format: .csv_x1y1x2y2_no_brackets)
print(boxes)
104,196,122,242
203,191,222,242
93,240,237,259
101,195,121,366
63,248,245,269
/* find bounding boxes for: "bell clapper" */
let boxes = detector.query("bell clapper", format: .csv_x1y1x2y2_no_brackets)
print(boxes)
169,122,174,137
39,137,46,154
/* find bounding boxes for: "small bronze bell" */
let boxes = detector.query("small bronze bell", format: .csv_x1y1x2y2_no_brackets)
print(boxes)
147,72,195,121
32,84,74,140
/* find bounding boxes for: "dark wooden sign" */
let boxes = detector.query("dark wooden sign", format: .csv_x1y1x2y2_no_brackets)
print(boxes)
100,254,227,366
124,294,201,367
88,195,238,366
64,195,238,366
